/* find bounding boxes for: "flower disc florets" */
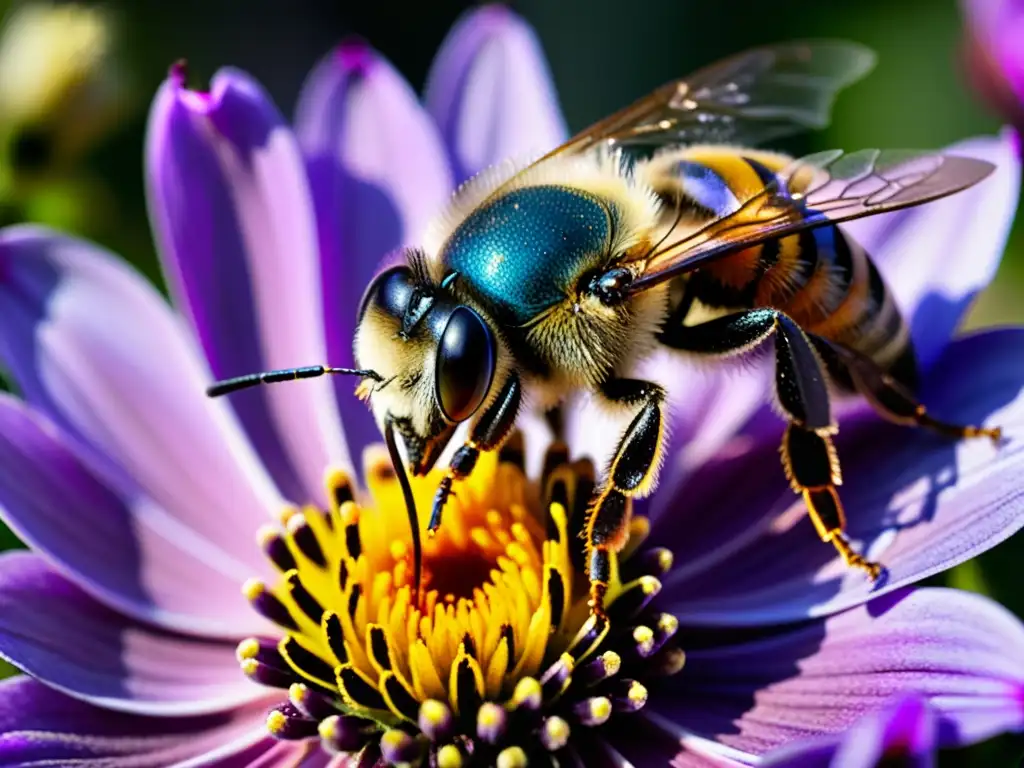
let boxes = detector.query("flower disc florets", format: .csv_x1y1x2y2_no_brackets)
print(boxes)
238,433,684,766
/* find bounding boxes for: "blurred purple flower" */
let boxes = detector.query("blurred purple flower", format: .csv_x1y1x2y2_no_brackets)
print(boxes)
0,5,1023,766
960,0,1024,133
761,695,937,767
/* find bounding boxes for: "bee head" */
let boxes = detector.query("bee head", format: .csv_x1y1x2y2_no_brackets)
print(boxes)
354,259,504,475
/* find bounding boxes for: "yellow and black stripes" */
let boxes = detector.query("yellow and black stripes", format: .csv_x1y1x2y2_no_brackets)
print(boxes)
653,145,915,387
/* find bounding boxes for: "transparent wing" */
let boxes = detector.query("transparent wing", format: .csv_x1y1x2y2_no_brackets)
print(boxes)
628,149,995,293
539,40,875,162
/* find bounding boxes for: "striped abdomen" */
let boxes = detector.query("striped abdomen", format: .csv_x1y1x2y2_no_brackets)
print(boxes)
652,145,916,387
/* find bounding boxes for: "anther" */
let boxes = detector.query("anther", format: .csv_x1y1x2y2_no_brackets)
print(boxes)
287,512,327,567
286,571,325,624
266,703,318,740
476,702,508,744
608,575,662,622
240,657,295,690
566,612,609,662
418,699,454,742
497,746,529,768
572,696,612,726
380,728,421,765
322,612,348,663
436,744,464,768
578,650,621,687
628,625,656,659
242,579,299,631
621,546,673,581
610,679,648,712
319,714,370,754
540,715,571,751
289,683,338,721
654,612,680,647
279,637,337,688
539,653,574,700
341,503,361,559
652,646,686,676
257,524,297,572
327,468,355,510
510,677,543,711
235,636,282,666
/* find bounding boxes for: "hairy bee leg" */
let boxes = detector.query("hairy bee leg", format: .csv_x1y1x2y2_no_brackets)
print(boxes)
586,378,666,618
812,336,1002,443
661,308,882,580
428,374,522,533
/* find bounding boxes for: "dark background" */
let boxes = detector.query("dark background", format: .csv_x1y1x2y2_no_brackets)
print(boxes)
0,0,1021,763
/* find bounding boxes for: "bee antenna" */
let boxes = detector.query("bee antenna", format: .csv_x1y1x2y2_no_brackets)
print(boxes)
206,365,383,398
384,415,423,607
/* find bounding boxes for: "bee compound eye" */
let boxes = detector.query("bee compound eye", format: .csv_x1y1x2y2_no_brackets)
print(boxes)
357,266,413,323
435,306,497,423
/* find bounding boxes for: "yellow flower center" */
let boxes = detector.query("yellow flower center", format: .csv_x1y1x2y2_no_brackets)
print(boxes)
238,434,684,766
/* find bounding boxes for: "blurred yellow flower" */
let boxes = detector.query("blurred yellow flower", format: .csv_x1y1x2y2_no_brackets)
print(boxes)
0,2,128,190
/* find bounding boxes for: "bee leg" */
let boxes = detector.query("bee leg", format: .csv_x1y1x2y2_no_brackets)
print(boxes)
428,374,523,533
661,308,882,581
587,378,666,617
812,336,1002,443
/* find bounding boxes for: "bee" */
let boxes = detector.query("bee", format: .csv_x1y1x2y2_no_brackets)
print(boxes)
209,41,1000,619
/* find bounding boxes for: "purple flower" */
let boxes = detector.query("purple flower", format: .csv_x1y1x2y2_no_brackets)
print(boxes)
0,5,1023,766
961,0,1024,132
761,695,937,767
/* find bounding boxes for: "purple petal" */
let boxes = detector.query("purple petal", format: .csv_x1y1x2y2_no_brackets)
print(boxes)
656,328,1024,625
295,42,452,459
0,552,259,716
842,132,1020,370
960,0,1024,125
0,676,275,767
608,712,759,767
0,394,273,638
146,66,349,505
425,4,568,183
651,588,1024,758
761,695,936,768
0,227,281,578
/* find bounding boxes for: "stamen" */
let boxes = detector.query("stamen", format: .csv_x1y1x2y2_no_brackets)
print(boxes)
267,703,319,740
476,702,508,744
241,433,683,764
610,679,649,712
436,744,464,768
608,575,662,621
289,683,339,721
243,579,299,631
286,512,327,567
497,746,529,768
573,696,612,727
319,714,371,754
258,525,298,572
419,700,455,742
286,571,325,624
379,729,421,765
541,716,571,751
578,650,621,687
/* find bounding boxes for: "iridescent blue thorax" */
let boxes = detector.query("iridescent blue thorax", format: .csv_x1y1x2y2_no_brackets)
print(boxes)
440,185,612,325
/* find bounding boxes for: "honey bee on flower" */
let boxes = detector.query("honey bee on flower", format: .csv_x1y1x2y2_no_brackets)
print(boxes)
0,5,1021,768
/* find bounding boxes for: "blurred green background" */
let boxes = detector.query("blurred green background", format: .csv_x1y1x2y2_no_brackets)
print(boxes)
0,0,1021,763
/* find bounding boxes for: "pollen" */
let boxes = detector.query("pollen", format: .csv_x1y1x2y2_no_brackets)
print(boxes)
239,432,685,765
